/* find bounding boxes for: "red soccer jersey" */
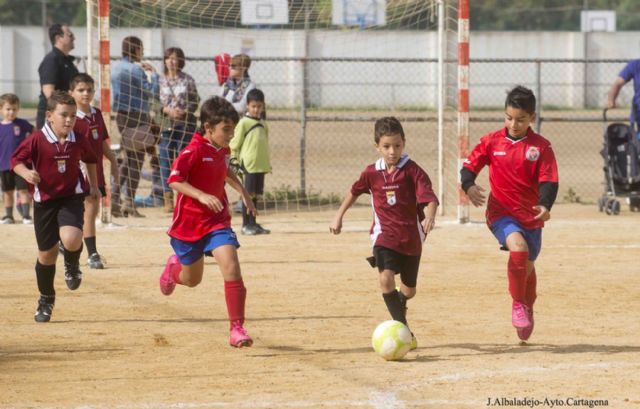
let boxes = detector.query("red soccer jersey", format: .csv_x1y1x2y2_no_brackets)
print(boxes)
351,155,439,256
167,132,232,242
463,127,559,229
74,107,109,187
11,124,97,203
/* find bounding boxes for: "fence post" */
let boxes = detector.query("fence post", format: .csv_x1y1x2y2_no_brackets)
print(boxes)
299,1,310,195
535,60,542,133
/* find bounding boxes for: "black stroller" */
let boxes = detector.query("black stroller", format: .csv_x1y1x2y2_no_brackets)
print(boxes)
598,109,640,215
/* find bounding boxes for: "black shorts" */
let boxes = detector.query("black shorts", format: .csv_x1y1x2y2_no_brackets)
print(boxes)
371,245,421,288
34,195,85,251
243,172,265,196
0,170,27,192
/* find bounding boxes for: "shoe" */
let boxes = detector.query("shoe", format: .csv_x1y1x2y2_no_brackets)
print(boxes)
410,333,418,350
254,224,271,235
122,205,145,218
159,255,181,295
241,224,259,235
34,295,55,323
229,320,253,348
1,216,15,224
64,262,83,290
511,301,531,329
22,217,33,225
88,253,105,269
517,307,534,341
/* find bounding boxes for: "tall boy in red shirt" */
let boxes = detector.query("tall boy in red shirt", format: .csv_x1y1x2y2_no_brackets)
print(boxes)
461,85,559,342
158,96,257,348
12,91,100,322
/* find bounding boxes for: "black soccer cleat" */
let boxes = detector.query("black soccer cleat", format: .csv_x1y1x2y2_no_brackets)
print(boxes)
87,253,105,269
64,263,83,290
34,296,55,323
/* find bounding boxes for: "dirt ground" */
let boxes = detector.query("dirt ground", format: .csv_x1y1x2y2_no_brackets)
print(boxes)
0,202,639,409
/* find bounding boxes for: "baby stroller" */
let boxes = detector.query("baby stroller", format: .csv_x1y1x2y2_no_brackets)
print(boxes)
598,109,640,215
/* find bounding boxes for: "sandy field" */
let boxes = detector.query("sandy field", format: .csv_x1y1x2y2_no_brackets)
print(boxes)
0,202,639,409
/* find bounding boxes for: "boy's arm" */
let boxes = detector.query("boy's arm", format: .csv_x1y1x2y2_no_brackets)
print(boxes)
169,180,225,213
102,140,120,186
85,163,101,200
13,163,40,185
329,191,359,235
225,170,257,216
420,201,438,237
460,167,486,207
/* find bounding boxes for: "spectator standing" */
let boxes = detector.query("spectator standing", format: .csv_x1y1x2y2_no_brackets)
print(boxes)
221,54,255,116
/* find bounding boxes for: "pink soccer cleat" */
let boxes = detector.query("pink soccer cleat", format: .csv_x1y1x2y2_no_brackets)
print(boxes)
511,301,531,329
159,255,181,296
229,321,253,348
517,307,534,341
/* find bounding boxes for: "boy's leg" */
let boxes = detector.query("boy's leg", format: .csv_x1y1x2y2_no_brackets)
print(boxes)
18,189,32,223
252,174,269,234
504,232,530,330
58,197,86,290
35,246,59,323
83,193,104,269
212,244,252,347
2,190,14,222
160,237,203,295
241,173,257,232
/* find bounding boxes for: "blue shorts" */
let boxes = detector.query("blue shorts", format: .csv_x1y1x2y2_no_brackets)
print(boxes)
170,228,240,265
490,216,542,261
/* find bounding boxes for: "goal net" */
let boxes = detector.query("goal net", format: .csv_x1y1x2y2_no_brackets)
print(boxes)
86,0,463,219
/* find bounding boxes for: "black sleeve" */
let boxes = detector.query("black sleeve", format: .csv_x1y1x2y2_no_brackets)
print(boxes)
538,182,558,210
39,54,59,86
460,167,477,194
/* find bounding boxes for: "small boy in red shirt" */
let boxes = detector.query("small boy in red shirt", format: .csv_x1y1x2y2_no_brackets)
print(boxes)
12,91,100,322
159,96,257,348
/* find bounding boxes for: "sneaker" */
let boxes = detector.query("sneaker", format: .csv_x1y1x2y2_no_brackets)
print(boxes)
34,296,55,323
159,255,181,295
241,224,259,235
517,307,534,341
64,262,83,290
511,301,531,329
1,216,15,224
254,224,271,235
22,217,33,225
229,321,253,348
87,253,105,269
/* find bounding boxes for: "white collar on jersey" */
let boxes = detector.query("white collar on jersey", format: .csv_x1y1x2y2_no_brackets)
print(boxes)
375,154,410,171
76,106,97,119
42,122,76,143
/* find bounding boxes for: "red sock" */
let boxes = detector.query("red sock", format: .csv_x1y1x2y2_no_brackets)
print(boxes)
508,251,528,304
525,268,537,308
171,261,183,285
224,279,246,326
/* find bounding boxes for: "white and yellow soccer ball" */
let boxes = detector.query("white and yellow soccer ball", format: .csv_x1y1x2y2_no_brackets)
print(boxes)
371,320,412,361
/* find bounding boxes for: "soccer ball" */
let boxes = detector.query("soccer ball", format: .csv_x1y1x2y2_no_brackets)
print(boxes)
371,320,412,361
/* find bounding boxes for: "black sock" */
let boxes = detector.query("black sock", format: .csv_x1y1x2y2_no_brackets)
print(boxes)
84,236,97,255
382,290,407,325
35,260,56,297
242,202,250,227
63,243,83,267
252,198,258,225
398,290,408,310
5,207,13,219
21,203,30,218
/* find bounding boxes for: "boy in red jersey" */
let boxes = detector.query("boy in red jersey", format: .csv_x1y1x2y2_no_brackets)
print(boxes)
330,116,439,349
69,74,119,269
158,96,257,348
11,91,100,322
460,85,559,342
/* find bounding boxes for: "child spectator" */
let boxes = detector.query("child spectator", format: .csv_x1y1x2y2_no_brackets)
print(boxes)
221,54,255,116
0,93,34,224
12,91,100,322
330,117,439,350
158,96,257,348
230,88,271,235
69,73,119,269
460,85,559,342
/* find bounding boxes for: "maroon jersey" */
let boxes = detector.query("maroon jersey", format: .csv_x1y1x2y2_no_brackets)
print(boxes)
11,124,97,203
351,155,438,256
74,107,109,187
168,132,232,242
463,127,559,229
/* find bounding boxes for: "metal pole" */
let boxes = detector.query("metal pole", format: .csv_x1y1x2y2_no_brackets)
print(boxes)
299,1,309,195
86,0,93,77
535,60,542,133
457,0,470,223
437,0,445,216
41,0,48,53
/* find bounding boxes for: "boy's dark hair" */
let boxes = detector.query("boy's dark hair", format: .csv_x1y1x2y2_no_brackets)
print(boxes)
0,93,20,107
69,73,95,91
49,24,65,46
246,88,265,104
374,116,405,143
47,91,76,112
122,36,143,60
199,97,239,129
505,85,536,114
163,47,186,75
